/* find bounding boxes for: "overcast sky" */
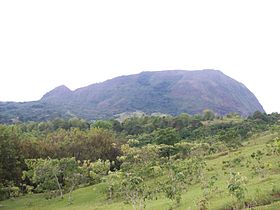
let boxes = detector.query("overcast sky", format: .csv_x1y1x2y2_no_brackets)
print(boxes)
0,0,279,113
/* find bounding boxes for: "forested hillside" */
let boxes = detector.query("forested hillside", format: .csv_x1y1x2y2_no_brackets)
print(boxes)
0,70,264,123
1,111,280,209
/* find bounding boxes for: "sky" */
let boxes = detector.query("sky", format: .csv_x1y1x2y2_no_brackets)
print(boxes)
0,0,279,113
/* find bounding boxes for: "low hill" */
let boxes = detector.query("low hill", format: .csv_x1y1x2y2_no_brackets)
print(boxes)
0,70,264,122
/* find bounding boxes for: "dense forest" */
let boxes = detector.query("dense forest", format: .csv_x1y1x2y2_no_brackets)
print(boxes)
1,110,280,209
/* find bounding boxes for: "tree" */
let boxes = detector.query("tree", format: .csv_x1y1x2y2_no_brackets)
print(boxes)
250,150,266,177
152,128,180,145
116,144,162,209
268,137,280,155
23,158,63,199
227,171,247,207
197,175,218,210
88,159,110,184
175,142,210,159
58,158,86,203
91,120,113,130
23,158,84,200
122,117,144,135
104,171,123,201
162,160,189,206
120,173,147,210
118,165,161,210
173,113,190,130
202,109,215,121
0,125,24,200
119,144,160,171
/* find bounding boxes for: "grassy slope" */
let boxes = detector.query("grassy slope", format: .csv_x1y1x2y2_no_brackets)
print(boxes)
1,132,280,210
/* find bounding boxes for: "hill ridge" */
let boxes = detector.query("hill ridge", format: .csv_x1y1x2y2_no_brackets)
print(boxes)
0,70,264,123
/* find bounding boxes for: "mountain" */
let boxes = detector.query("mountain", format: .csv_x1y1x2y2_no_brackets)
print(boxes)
0,70,264,123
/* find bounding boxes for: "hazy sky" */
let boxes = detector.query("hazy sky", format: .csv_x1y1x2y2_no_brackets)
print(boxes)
0,0,279,113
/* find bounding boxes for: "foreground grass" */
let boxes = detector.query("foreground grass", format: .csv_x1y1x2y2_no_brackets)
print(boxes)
1,132,280,210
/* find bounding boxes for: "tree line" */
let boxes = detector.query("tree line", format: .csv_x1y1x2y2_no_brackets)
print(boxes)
1,111,280,204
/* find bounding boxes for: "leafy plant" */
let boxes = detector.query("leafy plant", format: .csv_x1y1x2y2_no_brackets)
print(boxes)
250,150,266,177
227,171,248,205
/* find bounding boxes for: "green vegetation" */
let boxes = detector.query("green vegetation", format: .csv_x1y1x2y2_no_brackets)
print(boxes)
1,111,280,209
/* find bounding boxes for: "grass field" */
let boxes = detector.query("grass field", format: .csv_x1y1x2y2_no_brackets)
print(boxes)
1,132,280,210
